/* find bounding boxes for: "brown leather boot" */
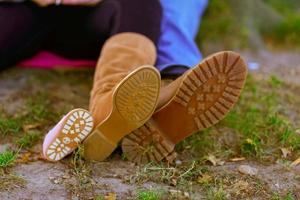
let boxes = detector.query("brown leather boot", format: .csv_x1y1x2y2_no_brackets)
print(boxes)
83,33,161,161
122,51,248,164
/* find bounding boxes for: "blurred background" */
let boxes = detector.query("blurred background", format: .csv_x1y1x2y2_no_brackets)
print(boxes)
198,0,300,53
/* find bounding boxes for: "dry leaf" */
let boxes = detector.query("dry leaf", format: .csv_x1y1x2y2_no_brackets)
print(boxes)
197,173,213,184
207,154,217,166
290,157,300,167
230,157,246,162
16,152,32,164
230,180,250,194
105,193,116,200
22,123,41,132
280,148,291,158
207,154,224,166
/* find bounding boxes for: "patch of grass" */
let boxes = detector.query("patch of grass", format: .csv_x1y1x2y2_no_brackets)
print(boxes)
241,137,262,157
72,145,88,176
0,91,59,137
129,161,208,190
205,186,227,200
284,193,295,200
93,195,104,200
0,117,22,136
0,151,17,168
268,75,284,88
176,128,216,159
265,14,300,47
197,0,246,51
65,145,94,199
175,74,300,161
0,171,26,191
136,189,163,200
265,0,300,15
201,172,272,200
25,92,58,123
272,192,296,200
16,131,42,148
221,74,300,159
198,0,300,51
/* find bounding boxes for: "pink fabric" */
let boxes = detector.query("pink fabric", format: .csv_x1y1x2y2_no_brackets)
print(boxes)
42,114,68,156
19,51,97,69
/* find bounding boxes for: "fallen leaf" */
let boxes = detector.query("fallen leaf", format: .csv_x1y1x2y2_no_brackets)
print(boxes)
230,157,246,162
170,178,177,186
229,180,250,194
15,152,32,164
290,157,300,167
105,193,116,200
22,123,41,132
207,154,224,166
280,148,291,158
197,173,213,184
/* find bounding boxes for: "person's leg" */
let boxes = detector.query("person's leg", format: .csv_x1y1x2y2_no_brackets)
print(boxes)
111,0,162,45
41,3,110,60
43,0,162,59
82,0,163,161
122,51,248,164
0,2,50,70
42,1,163,161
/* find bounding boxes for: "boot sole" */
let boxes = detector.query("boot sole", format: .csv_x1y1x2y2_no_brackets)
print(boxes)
83,66,161,161
122,51,248,164
44,109,93,161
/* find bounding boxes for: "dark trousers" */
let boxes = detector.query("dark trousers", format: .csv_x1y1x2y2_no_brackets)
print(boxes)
0,0,162,70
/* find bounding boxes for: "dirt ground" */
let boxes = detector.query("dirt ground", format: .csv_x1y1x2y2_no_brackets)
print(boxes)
0,50,300,200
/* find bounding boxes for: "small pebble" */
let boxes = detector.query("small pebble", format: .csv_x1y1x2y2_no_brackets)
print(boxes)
238,165,258,176
175,160,182,165
183,192,190,197
169,189,181,195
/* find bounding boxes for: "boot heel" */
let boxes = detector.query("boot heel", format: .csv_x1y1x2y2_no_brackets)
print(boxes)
114,66,161,126
84,66,161,161
84,129,117,161
122,51,248,164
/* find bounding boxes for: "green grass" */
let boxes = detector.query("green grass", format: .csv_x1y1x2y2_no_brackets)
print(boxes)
0,151,17,168
198,0,300,51
0,91,58,137
49,71,300,198
136,190,163,200
205,186,227,200
0,171,27,191
65,145,94,199
264,0,300,47
0,117,22,136
129,161,208,191
93,195,104,200
25,92,60,123
16,131,42,148
174,74,300,162
272,193,296,200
